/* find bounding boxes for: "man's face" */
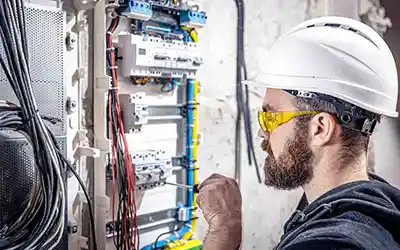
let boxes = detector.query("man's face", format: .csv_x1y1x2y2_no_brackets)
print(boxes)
259,89,314,190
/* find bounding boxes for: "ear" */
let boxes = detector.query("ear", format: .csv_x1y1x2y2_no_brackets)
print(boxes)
309,113,339,146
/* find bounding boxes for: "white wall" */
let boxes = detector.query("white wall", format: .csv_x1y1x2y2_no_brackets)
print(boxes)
195,0,307,248
195,0,400,249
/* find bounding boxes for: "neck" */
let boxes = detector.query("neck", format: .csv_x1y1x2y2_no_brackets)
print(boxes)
303,152,369,203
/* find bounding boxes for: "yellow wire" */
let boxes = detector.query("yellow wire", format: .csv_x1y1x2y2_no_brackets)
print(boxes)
185,79,199,239
168,80,199,249
181,26,198,43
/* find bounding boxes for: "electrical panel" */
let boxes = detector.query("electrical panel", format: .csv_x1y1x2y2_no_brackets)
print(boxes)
92,0,207,249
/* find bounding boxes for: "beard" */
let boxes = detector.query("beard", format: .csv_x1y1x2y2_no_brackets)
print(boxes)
261,122,314,190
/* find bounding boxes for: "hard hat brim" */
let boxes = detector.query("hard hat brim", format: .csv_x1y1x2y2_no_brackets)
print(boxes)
243,73,399,118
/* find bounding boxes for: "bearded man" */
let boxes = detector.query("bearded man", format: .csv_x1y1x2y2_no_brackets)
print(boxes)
197,16,400,250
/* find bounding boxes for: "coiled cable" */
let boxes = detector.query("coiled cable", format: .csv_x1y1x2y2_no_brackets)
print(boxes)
0,0,97,249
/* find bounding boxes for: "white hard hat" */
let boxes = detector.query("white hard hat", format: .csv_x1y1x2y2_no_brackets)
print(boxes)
244,16,398,117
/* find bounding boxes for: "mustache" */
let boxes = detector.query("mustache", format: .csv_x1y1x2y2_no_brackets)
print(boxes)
261,140,274,157
261,140,269,152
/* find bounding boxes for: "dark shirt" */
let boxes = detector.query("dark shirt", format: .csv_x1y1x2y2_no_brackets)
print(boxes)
275,174,400,250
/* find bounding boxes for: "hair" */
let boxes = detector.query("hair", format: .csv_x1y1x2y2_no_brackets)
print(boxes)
293,96,370,167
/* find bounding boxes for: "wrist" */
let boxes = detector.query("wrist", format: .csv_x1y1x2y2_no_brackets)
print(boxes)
204,221,242,249
210,218,242,231
210,213,242,228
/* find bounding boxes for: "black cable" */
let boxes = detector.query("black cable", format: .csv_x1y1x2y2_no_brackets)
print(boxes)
154,228,179,250
234,0,243,183
0,1,98,249
66,167,97,250
53,140,98,250
239,0,261,182
0,2,64,249
234,0,261,183
0,101,98,250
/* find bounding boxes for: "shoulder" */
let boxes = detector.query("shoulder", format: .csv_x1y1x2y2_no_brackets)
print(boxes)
280,211,396,250
279,237,360,250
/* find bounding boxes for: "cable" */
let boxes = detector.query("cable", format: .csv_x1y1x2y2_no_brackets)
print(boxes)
154,228,178,250
0,106,98,250
56,146,98,250
0,1,64,249
234,0,261,184
106,15,139,250
0,1,97,249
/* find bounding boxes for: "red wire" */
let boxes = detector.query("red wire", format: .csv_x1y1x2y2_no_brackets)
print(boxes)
109,93,117,246
108,17,139,249
108,36,118,247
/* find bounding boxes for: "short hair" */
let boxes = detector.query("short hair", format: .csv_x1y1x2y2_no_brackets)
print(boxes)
293,96,370,167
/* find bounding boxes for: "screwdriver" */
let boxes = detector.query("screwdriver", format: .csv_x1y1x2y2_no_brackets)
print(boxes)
165,181,200,193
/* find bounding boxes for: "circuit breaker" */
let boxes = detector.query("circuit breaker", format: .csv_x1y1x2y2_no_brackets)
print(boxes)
119,92,150,132
133,149,174,190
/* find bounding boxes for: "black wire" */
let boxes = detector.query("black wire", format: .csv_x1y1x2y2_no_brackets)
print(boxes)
0,1,63,249
154,228,178,250
234,0,243,183
234,0,261,183
0,108,62,249
0,108,98,250
51,134,98,250
0,1,98,249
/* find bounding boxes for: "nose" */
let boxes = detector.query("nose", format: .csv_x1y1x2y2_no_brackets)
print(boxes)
258,129,269,140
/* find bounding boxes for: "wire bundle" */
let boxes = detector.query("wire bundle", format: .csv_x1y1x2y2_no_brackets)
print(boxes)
0,1,65,249
0,0,97,249
106,16,139,250
234,0,261,184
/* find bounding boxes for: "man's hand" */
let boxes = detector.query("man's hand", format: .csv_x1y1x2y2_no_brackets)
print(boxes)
197,173,242,250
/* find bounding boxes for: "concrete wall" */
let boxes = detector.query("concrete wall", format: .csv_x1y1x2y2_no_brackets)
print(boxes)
195,0,400,249
196,0,308,248
377,0,400,187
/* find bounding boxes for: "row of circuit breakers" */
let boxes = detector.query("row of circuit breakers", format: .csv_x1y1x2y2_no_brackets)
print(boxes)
108,0,206,195
101,1,207,248
106,148,174,190
119,0,204,79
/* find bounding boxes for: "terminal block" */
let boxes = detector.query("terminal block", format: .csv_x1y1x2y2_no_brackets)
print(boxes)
118,34,202,78
121,0,153,21
132,150,174,190
176,203,191,222
179,10,207,28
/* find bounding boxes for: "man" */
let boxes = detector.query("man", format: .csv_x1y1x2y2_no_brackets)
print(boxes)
197,16,400,250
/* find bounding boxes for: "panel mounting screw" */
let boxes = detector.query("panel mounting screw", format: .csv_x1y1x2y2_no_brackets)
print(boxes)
66,32,77,51
66,97,77,114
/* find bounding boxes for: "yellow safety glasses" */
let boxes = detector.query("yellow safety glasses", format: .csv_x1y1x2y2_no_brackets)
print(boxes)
258,110,320,133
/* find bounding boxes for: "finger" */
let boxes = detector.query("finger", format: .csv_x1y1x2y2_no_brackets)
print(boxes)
198,173,228,190
196,180,222,209
205,173,226,182
197,185,222,210
196,188,209,209
227,177,240,188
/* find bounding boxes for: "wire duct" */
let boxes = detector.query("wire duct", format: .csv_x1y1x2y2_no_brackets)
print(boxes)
0,0,97,249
